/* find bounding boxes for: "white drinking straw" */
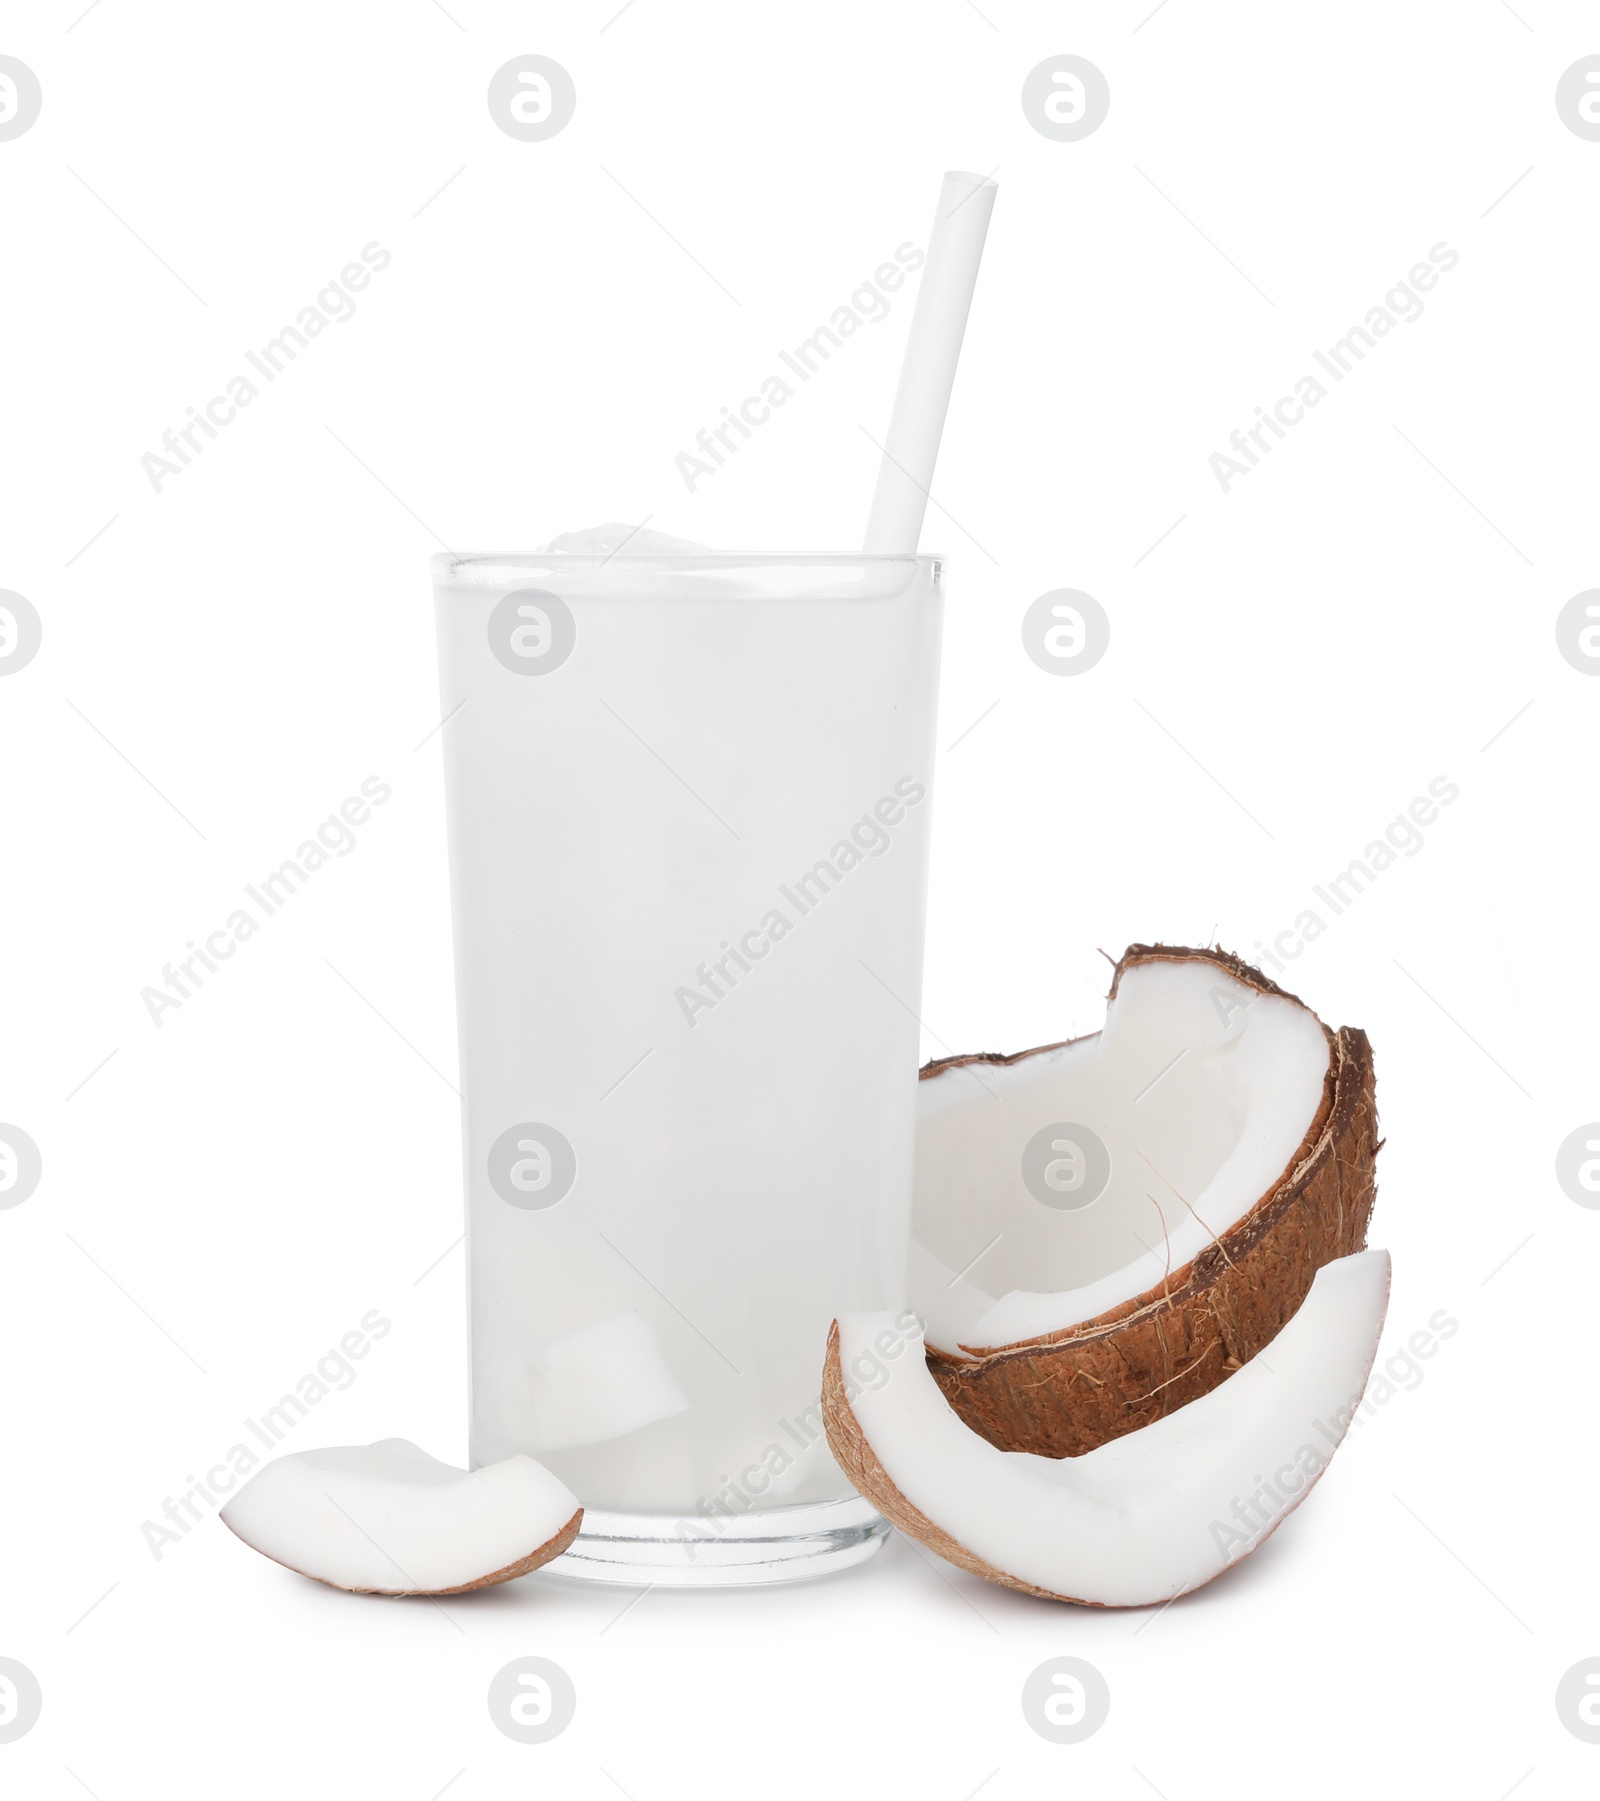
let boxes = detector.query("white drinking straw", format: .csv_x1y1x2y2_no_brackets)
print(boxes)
862,170,998,555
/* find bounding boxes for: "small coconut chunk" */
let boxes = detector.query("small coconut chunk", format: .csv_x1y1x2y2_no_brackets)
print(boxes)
221,1439,581,1596
825,1249,1389,1608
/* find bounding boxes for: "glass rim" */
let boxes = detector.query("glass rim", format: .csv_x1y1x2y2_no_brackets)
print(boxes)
433,551,943,572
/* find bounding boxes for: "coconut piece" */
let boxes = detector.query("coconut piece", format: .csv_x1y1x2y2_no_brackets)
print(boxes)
824,1249,1389,1607
221,1439,582,1596
916,944,1378,1457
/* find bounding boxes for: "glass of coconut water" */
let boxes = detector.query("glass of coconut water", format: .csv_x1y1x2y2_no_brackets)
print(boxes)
433,540,943,1582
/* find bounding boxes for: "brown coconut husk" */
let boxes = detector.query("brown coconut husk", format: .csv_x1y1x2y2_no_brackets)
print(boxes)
920,943,1380,1459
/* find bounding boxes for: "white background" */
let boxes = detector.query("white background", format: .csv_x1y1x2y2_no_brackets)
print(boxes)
2,1,1595,1795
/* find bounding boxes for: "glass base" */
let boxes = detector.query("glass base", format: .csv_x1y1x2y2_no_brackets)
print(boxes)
540,1495,890,1588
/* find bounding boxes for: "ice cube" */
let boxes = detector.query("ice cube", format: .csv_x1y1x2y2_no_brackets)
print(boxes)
522,1310,691,1451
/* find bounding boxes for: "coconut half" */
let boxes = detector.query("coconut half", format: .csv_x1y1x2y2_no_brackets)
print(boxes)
221,1438,582,1596
824,1248,1389,1607
914,944,1379,1457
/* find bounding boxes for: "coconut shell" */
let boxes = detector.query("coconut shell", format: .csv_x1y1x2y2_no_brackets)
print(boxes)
921,943,1380,1459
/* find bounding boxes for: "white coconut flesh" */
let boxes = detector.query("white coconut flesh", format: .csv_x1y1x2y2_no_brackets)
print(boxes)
913,956,1333,1355
834,1249,1389,1606
221,1438,582,1596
